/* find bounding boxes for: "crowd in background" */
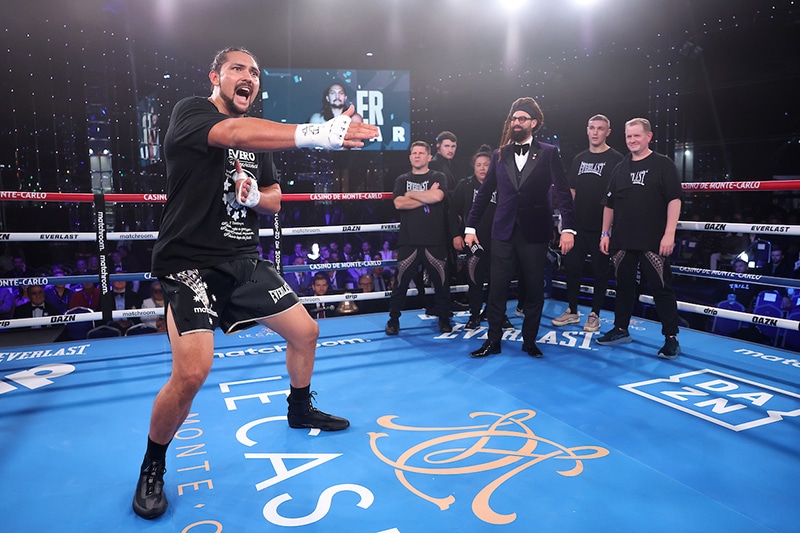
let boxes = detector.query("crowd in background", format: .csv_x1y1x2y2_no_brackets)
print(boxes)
1,184,799,348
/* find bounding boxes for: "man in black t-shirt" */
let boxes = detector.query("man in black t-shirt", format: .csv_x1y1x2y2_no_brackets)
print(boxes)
132,47,378,521
552,114,623,333
596,118,682,359
428,130,460,193
385,140,452,335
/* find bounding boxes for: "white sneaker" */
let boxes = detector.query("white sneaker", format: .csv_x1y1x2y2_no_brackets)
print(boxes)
552,308,580,327
583,312,600,332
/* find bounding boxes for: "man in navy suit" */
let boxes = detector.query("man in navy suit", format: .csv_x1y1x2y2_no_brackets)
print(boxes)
464,97,576,358
285,256,313,296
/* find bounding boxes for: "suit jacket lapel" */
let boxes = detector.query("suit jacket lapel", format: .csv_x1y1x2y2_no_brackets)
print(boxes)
502,146,519,189
518,143,542,188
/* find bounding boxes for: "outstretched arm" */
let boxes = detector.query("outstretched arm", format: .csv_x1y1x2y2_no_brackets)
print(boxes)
208,105,379,151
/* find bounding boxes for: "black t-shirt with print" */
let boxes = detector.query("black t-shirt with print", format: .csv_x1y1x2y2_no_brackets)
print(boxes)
393,170,448,247
152,97,277,275
569,148,623,232
605,151,682,252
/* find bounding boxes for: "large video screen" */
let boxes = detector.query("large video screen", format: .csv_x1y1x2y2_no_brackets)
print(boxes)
261,68,410,151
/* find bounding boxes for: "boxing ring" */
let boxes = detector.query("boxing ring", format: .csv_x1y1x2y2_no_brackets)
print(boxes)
0,184,799,532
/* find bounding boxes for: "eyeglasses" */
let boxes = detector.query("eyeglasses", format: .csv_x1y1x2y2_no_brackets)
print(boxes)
510,116,533,124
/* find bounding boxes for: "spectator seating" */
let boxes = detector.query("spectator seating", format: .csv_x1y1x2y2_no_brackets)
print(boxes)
64,307,94,340
711,298,746,337
87,325,121,339
125,323,158,336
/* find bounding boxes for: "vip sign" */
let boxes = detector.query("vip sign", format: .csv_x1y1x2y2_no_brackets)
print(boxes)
620,369,800,431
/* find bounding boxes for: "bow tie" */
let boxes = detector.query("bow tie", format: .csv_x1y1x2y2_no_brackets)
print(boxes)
32,305,44,310
514,143,530,156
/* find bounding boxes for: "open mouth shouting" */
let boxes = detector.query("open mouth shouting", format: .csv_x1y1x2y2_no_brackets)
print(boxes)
234,84,252,106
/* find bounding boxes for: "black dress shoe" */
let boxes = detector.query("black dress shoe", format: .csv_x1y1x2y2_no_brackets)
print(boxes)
501,316,514,330
522,342,542,358
470,340,501,358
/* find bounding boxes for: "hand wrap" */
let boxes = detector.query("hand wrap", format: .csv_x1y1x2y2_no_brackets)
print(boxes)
294,114,351,150
235,173,260,207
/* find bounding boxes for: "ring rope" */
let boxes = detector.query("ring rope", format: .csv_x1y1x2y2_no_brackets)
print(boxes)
3,189,798,340
4,180,800,203
0,285,469,330
671,266,800,289
676,221,800,236
681,180,800,192
6,220,797,243
0,191,393,203
552,280,800,333
638,295,800,332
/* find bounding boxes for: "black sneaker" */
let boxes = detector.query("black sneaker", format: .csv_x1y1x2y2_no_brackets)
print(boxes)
288,392,350,431
658,336,681,359
132,459,167,519
438,318,453,333
465,315,481,329
595,328,632,346
385,318,399,335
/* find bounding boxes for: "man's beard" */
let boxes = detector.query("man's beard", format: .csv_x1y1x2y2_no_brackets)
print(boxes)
510,127,530,143
222,93,251,116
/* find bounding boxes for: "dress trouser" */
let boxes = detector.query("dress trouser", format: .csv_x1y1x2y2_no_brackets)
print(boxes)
466,253,490,316
389,245,449,320
486,228,547,344
611,249,680,336
564,229,610,314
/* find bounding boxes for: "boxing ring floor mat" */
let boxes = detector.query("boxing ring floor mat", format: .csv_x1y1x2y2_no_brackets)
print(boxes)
1,299,797,532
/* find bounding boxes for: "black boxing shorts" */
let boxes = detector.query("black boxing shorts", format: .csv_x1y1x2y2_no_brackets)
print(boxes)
160,258,300,335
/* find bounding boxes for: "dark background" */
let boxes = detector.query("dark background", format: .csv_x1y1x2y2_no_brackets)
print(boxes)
1,0,799,232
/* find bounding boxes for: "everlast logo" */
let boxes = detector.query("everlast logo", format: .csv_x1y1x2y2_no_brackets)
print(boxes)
50,315,77,323
750,225,790,233
753,316,778,327
228,149,256,162
40,234,79,240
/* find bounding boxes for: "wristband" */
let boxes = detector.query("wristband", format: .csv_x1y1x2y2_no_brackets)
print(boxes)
294,113,351,150
235,174,260,207
600,231,611,238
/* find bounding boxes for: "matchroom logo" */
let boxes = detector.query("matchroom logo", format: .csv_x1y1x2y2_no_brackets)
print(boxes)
620,369,800,431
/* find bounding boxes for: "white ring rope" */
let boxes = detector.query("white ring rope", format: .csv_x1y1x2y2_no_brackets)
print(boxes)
639,295,800,332
2,191,798,340
676,221,800,236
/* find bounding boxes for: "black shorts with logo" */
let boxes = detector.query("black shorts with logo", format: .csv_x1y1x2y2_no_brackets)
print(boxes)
160,258,300,335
